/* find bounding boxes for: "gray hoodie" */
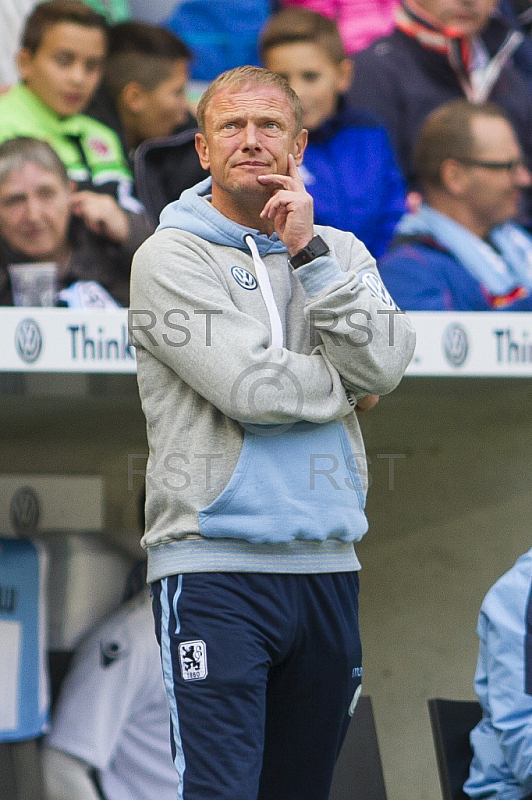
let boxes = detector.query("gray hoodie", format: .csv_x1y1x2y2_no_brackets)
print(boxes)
130,178,416,583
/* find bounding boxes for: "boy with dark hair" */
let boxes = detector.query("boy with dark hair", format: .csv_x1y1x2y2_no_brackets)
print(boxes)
88,20,209,220
90,21,195,153
260,7,406,257
0,0,141,212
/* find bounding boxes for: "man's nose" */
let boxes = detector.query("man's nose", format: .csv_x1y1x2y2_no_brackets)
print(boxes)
242,122,260,149
25,196,44,221
515,163,532,188
69,61,87,86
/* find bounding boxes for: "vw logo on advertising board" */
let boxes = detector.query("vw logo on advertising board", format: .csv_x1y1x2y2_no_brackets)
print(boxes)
15,318,43,363
442,323,469,367
10,486,41,535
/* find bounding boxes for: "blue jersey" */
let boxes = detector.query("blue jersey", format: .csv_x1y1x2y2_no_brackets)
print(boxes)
301,104,406,259
0,537,49,741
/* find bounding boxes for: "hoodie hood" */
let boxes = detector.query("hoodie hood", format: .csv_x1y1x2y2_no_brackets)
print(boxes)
157,177,288,256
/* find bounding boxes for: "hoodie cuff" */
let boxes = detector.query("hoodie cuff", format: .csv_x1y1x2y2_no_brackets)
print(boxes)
294,254,345,297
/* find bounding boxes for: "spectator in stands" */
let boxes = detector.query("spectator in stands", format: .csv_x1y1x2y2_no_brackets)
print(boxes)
42,567,178,800
260,7,406,257
348,0,532,224
163,0,271,83
0,138,149,307
0,0,140,212
464,546,532,800
277,0,399,55
88,21,195,158
378,100,532,310
88,21,209,223
499,0,532,91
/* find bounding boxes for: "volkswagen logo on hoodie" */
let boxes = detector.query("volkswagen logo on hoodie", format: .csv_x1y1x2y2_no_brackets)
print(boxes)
231,266,257,290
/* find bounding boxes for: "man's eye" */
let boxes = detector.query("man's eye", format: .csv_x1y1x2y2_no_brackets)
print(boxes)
54,54,73,67
265,122,279,129
2,198,23,209
302,72,320,82
85,59,103,73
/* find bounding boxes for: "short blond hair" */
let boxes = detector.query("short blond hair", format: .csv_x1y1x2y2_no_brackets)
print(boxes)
196,66,302,135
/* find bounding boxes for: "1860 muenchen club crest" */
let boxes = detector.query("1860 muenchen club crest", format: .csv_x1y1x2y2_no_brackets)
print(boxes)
178,640,208,681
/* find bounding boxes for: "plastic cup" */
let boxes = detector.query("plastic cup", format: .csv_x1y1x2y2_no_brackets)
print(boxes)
8,262,58,307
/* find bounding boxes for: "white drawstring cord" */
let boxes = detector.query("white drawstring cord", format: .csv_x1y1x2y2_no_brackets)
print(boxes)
244,234,284,348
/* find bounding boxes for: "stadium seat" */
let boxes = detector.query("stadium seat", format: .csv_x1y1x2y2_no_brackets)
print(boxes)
428,697,482,800
329,694,388,800
0,740,45,800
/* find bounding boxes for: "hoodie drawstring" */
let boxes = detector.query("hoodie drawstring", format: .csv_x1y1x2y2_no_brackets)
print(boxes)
244,234,284,348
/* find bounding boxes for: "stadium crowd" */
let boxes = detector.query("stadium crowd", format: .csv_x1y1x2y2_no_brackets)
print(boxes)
1,0,532,310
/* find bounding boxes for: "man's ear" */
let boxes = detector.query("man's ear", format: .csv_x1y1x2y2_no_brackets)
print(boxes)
337,58,353,93
293,128,308,166
121,82,148,114
195,132,210,170
17,48,33,81
441,158,469,196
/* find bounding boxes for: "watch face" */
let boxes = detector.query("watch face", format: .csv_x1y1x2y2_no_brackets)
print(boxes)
309,236,329,258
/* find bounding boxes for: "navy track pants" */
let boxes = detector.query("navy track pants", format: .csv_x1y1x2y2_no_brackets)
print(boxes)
151,571,362,800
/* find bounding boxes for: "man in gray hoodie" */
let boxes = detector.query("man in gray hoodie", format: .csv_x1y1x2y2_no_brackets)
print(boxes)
129,65,416,800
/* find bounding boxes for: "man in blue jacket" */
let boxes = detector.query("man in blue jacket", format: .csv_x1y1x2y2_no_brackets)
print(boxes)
348,0,532,226
378,99,532,310
465,547,532,799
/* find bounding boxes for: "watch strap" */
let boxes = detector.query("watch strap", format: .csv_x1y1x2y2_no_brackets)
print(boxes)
289,235,330,269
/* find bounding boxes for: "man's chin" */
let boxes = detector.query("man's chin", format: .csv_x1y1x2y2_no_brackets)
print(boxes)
229,177,273,196
17,247,54,262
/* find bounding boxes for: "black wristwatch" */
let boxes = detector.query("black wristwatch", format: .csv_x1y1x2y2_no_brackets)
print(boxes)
289,235,330,269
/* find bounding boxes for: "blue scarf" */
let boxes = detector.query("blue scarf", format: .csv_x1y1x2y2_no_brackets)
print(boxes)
397,205,532,296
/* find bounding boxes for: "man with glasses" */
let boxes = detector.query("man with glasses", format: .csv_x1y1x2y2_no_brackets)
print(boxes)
348,0,532,222
378,98,532,310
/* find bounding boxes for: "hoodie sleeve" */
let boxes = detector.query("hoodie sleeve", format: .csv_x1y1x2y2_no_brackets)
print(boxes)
130,231,355,425
295,230,416,397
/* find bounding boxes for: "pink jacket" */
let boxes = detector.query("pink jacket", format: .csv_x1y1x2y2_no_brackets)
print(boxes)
280,0,399,54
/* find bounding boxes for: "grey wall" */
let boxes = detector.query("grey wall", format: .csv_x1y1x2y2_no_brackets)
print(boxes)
2,372,532,799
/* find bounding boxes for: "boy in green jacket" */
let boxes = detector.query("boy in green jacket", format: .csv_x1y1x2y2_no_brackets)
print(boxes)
0,0,141,213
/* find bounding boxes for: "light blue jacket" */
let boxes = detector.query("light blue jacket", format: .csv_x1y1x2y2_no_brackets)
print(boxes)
465,548,532,799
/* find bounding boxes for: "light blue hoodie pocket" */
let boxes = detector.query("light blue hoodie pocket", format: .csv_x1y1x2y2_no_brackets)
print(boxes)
198,420,368,545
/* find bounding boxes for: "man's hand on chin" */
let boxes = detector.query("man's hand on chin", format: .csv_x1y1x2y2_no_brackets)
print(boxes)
257,154,314,255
